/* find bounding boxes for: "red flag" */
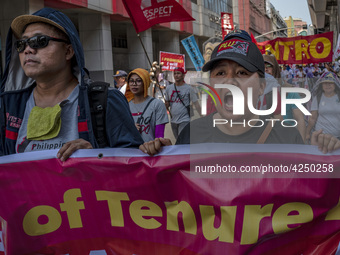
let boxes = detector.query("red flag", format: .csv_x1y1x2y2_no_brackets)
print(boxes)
122,0,195,34
250,32,266,54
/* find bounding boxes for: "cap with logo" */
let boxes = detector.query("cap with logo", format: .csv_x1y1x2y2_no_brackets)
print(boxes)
202,29,264,75
113,70,128,77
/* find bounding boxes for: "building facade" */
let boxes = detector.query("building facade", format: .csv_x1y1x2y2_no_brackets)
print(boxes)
308,0,339,47
268,2,287,38
0,0,235,84
236,0,272,42
283,17,308,37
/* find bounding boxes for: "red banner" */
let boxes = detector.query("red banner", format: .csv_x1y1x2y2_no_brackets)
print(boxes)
257,32,333,64
0,144,340,254
122,0,194,34
221,12,234,40
159,51,185,71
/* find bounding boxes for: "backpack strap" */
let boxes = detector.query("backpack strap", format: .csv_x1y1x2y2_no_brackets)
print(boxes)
137,98,155,124
0,97,5,155
88,81,109,148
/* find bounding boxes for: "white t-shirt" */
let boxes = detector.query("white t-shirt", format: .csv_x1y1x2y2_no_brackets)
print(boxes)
119,83,127,95
165,83,198,124
311,94,340,137
129,96,169,142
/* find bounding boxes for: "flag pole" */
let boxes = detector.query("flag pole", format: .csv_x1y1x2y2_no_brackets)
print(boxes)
137,34,153,68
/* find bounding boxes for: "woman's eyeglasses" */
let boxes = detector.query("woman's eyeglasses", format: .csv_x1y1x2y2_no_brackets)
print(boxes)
128,79,143,85
15,35,69,53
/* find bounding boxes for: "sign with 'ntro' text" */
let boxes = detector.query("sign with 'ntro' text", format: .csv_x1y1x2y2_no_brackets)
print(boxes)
257,32,333,64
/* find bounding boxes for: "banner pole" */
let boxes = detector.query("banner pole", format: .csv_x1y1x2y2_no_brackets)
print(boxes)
137,34,172,117
137,34,153,68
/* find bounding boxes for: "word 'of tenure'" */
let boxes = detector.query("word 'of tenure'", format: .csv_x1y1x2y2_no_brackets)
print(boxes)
22,189,340,245
201,85,311,116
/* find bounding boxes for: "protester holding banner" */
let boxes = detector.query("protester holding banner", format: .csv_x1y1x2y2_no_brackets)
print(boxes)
125,68,168,142
141,30,340,155
0,8,143,159
176,30,303,145
306,71,340,141
165,67,201,139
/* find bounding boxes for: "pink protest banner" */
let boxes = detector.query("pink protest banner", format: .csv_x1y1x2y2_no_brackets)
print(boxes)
257,32,333,64
160,51,185,71
0,144,340,254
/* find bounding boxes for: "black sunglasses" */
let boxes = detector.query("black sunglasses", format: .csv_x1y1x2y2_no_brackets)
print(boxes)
15,35,69,53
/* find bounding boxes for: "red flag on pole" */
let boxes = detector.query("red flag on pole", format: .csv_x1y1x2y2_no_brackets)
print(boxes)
122,0,195,34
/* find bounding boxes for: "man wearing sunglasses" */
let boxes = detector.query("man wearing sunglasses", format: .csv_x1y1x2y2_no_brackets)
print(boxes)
0,8,143,159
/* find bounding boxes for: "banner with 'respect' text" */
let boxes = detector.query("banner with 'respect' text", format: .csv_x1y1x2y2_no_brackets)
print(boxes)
0,144,340,254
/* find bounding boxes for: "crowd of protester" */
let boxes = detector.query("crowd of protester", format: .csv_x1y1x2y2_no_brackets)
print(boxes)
1,8,340,255
270,61,340,142
1,7,340,160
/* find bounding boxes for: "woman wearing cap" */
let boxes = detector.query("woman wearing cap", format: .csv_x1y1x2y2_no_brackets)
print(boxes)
126,68,168,142
306,71,340,141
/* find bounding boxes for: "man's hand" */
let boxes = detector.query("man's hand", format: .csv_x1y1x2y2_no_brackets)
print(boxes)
139,138,172,156
57,139,93,161
311,129,340,154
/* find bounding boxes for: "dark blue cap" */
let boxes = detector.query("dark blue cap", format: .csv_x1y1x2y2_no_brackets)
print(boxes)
223,29,252,41
203,29,264,74
113,70,128,77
